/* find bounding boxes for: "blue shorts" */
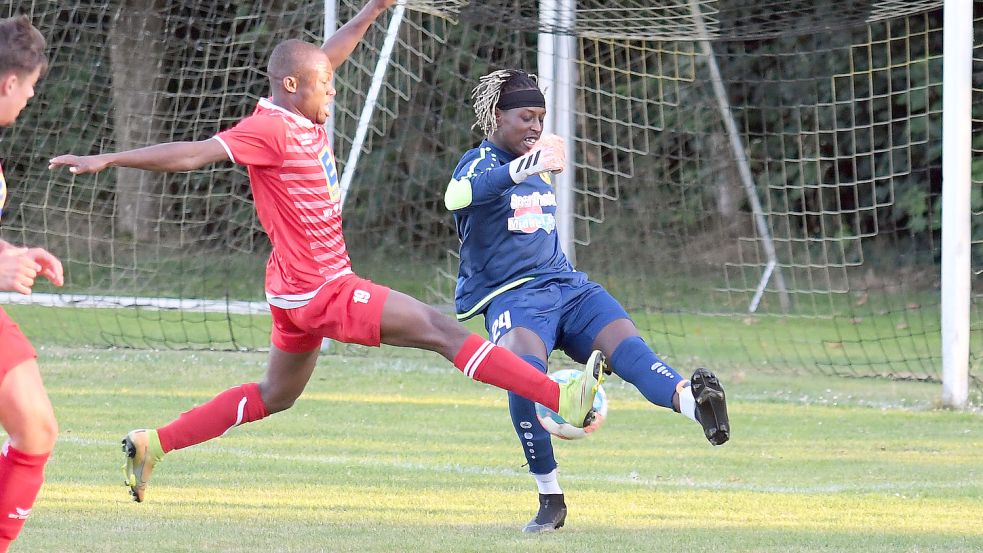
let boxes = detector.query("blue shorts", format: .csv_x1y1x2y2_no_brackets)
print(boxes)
482,273,630,364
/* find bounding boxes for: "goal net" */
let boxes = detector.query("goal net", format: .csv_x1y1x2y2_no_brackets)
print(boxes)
1,1,979,395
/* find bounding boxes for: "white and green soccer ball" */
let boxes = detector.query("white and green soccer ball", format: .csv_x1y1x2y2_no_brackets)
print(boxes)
535,368,608,440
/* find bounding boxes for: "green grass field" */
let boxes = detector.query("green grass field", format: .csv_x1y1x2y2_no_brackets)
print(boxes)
5,346,981,553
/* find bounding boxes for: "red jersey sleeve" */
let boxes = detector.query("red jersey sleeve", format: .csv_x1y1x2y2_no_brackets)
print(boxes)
214,113,287,168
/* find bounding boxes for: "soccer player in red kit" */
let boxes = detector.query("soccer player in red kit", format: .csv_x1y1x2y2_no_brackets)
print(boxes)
50,0,604,506
0,16,66,553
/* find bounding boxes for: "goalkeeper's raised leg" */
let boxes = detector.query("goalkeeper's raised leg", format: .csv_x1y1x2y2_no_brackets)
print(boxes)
688,368,730,445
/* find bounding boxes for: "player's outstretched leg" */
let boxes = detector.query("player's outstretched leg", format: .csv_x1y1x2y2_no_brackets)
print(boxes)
556,350,607,428
523,493,567,533
689,368,730,445
121,429,164,502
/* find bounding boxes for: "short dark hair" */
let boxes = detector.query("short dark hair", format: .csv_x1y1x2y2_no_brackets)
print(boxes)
0,15,48,78
268,39,322,83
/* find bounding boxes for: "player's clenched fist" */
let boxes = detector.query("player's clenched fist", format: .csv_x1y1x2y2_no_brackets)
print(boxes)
0,242,64,294
0,246,40,295
508,133,566,183
24,247,64,287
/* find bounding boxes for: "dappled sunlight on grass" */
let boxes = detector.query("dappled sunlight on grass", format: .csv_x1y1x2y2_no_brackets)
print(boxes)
38,483,983,538
11,349,983,552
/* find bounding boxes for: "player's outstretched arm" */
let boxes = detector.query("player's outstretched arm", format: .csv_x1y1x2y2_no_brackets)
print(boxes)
322,0,396,68
48,138,230,175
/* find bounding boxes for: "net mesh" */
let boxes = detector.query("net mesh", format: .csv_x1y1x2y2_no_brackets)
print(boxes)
1,1,979,395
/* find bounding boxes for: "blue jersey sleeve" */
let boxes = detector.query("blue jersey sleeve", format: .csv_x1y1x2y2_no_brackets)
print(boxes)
444,146,515,211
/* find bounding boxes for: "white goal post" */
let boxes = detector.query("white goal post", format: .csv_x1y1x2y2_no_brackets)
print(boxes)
940,0,973,409
538,0,578,264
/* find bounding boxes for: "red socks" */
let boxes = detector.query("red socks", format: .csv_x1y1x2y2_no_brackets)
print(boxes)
0,441,49,551
157,382,269,453
453,334,560,412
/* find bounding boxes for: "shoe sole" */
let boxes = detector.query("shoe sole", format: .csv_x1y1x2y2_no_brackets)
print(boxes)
121,433,147,502
581,350,608,427
522,510,567,533
691,368,730,445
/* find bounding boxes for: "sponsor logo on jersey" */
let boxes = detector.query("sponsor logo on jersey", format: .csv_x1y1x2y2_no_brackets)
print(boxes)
508,208,556,234
508,191,556,234
510,191,556,209
319,147,341,203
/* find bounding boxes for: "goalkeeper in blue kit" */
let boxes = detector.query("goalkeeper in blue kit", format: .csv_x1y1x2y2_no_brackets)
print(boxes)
444,69,731,533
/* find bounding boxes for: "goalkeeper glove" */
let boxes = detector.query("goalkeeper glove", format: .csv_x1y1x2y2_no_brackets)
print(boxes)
508,134,566,183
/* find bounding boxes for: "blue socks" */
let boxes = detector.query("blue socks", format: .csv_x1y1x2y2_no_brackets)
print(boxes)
508,339,682,477
508,354,557,476
609,336,682,410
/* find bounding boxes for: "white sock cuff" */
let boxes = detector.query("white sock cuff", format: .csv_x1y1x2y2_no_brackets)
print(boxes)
678,384,698,422
533,469,563,495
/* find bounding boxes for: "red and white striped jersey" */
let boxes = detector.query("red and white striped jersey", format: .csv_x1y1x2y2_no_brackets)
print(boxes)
213,98,352,309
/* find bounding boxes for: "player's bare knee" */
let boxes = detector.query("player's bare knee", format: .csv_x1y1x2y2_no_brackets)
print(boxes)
261,394,296,414
35,413,58,451
266,398,295,414
259,384,302,414
397,305,461,353
427,308,464,337
11,410,57,453
429,310,471,354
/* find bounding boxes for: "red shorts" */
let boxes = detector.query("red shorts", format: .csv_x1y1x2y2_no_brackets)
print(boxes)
0,307,37,384
270,274,391,353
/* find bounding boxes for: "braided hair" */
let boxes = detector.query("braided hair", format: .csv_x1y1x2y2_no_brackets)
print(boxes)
471,69,541,135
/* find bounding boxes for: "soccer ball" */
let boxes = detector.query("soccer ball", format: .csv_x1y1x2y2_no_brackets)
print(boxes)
535,368,608,440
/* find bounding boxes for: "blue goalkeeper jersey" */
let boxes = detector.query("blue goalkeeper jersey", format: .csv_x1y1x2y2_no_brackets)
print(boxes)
445,140,576,320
